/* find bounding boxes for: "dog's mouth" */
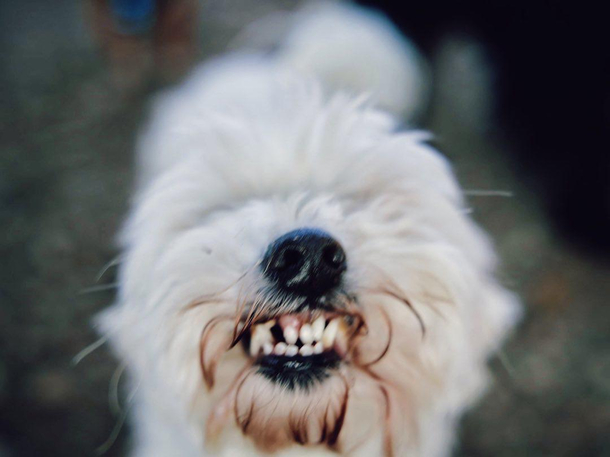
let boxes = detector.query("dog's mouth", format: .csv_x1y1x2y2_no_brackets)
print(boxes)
241,313,352,390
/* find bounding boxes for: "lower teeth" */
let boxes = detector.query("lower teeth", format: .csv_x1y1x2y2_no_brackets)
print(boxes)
299,345,314,356
285,345,299,357
274,342,287,355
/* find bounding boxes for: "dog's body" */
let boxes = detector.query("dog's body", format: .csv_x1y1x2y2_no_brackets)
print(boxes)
99,3,520,456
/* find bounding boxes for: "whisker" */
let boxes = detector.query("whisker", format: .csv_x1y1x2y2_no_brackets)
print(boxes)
199,314,234,389
232,285,251,339
72,335,108,365
232,298,266,347
95,400,131,455
463,189,514,197
359,266,428,338
127,377,141,404
79,283,119,294
361,287,426,338
95,255,125,283
354,305,392,367
109,360,127,415
385,288,425,337
378,383,394,457
328,372,350,449
234,369,257,432
352,364,394,456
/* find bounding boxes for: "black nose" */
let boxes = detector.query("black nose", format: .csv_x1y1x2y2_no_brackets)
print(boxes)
262,228,347,297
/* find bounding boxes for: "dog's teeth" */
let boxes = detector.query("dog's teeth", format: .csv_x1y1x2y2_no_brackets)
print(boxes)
250,325,272,357
263,342,273,355
299,324,313,345
253,324,273,341
250,342,261,357
285,345,299,357
322,318,339,348
249,336,261,356
274,342,287,355
299,344,314,356
250,336,263,357
312,316,325,341
284,326,298,345
313,341,324,354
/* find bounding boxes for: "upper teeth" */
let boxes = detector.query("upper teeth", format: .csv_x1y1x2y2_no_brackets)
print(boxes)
322,318,339,349
248,316,343,358
284,326,299,345
314,341,324,354
312,316,325,341
299,324,313,345
250,324,273,357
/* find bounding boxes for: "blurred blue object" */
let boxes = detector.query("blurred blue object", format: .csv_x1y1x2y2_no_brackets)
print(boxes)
110,0,156,34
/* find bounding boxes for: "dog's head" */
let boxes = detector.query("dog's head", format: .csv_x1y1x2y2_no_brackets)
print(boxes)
102,84,518,455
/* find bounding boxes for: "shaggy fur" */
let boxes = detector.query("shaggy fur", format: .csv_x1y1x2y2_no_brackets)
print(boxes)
98,2,520,456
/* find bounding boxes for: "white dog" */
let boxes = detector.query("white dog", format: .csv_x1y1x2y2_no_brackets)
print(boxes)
98,2,520,456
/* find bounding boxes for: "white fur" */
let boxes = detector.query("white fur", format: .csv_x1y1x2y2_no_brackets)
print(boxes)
99,2,520,456
276,1,429,120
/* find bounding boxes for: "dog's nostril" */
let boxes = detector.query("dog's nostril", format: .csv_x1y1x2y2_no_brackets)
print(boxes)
322,244,346,270
271,247,303,271
262,228,347,297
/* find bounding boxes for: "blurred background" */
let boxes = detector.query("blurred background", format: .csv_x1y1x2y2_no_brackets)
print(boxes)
0,0,608,456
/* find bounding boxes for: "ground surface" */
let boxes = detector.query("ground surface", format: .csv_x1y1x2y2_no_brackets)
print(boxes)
0,1,609,456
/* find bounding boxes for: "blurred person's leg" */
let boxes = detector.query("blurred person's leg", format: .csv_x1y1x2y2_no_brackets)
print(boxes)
87,0,198,92
88,0,154,91
154,0,199,83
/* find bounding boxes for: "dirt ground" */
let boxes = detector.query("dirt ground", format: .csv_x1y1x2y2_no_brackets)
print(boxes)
1,1,609,456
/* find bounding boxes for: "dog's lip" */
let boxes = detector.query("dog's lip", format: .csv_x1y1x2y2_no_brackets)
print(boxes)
255,351,342,390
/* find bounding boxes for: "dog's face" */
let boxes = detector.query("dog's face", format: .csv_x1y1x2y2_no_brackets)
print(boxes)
105,94,517,455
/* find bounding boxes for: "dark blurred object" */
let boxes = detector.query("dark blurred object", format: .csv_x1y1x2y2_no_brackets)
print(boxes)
87,0,199,91
360,0,610,259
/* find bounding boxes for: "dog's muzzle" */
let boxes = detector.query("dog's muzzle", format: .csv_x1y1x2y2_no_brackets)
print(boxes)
242,228,354,390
